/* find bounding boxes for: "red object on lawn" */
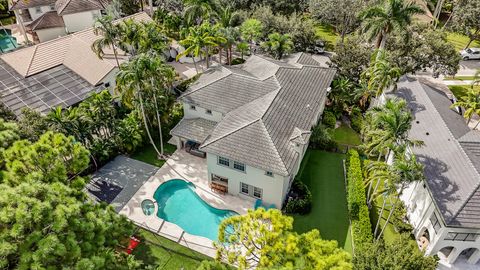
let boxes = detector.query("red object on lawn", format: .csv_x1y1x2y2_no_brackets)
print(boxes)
126,237,141,254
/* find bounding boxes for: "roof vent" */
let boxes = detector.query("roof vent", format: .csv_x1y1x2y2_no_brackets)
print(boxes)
426,132,430,136
416,120,420,124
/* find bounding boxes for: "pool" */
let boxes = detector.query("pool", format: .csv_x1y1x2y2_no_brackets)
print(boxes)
0,29,18,53
153,179,237,240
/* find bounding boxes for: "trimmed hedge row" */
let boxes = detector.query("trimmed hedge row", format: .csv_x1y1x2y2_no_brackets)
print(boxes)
346,149,373,246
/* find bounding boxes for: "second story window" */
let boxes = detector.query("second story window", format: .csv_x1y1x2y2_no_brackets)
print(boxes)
233,161,245,172
266,171,273,177
218,156,229,167
206,109,212,115
430,213,441,233
190,105,196,110
35,6,42,13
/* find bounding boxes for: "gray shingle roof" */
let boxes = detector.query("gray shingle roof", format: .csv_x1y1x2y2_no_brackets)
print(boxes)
395,77,480,228
56,0,108,15
189,53,336,176
10,0,56,10
170,118,217,143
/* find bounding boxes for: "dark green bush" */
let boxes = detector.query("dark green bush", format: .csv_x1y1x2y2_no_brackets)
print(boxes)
350,108,364,133
322,111,336,128
284,180,312,215
346,149,373,245
231,58,246,65
309,124,338,151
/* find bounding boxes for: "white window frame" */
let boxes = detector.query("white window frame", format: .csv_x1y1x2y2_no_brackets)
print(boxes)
233,161,245,172
240,182,249,194
240,182,263,199
253,186,263,199
265,171,273,177
218,156,230,167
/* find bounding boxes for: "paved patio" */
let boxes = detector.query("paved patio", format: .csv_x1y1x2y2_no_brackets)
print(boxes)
87,156,158,212
120,149,254,257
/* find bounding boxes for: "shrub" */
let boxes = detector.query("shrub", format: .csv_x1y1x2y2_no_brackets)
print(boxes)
231,58,246,65
322,111,336,128
350,113,363,134
346,149,373,245
284,180,312,215
309,124,337,151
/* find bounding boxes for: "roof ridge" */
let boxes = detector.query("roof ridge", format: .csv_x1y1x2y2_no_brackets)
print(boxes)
25,46,39,76
201,118,261,148
258,119,289,174
180,66,232,98
451,182,480,223
57,0,72,14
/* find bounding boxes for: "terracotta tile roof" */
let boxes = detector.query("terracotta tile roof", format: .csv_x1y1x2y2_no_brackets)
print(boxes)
28,11,65,31
56,0,109,15
0,12,151,85
10,0,56,10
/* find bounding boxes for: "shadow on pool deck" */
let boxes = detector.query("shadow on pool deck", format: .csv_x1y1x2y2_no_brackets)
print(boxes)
87,155,159,212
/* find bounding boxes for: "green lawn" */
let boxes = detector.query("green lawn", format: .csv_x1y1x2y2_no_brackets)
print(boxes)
315,23,339,50
132,228,212,269
447,32,480,51
370,189,400,244
448,85,480,99
444,75,478,81
130,141,176,167
292,150,353,253
332,124,362,146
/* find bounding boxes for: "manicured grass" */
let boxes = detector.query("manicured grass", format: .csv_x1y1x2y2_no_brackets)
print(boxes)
132,228,211,269
447,32,480,52
444,75,478,81
448,85,480,99
292,150,353,253
332,124,362,146
369,188,400,244
315,23,339,50
130,141,176,167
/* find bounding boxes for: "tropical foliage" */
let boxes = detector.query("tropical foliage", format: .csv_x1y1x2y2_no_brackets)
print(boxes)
451,87,480,128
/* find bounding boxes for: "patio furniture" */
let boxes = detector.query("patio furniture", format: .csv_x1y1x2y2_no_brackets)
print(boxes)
210,182,227,194
190,148,206,158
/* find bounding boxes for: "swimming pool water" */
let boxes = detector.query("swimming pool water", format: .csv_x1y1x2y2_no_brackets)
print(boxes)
0,30,18,53
153,179,236,240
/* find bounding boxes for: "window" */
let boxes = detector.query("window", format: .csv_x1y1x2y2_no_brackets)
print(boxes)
190,105,196,110
233,161,245,172
206,109,212,115
253,187,262,199
430,213,441,233
265,171,273,177
35,6,42,13
218,156,229,167
241,182,249,194
445,232,479,242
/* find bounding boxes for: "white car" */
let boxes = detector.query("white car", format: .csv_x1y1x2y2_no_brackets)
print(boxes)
460,48,480,60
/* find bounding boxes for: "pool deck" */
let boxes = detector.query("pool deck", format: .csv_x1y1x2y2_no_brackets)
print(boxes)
119,149,254,257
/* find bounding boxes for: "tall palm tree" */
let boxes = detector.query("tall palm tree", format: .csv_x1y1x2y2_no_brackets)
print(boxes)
219,26,239,65
360,0,424,49
451,88,480,127
183,0,215,25
236,41,249,60
261,32,293,60
177,24,224,71
362,50,401,98
91,15,121,67
116,19,143,56
240,19,263,54
377,147,424,240
116,53,175,157
353,81,375,110
214,4,239,28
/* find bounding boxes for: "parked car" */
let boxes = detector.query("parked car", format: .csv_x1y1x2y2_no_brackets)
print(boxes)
460,48,480,60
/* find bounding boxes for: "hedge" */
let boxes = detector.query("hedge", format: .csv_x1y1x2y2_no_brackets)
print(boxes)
322,111,336,129
346,149,373,246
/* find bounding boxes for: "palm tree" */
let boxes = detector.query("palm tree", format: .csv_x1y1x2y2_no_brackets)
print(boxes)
240,19,263,54
219,26,239,65
177,24,224,71
353,81,375,110
329,77,354,112
116,19,143,56
214,4,239,28
91,15,121,67
236,41,249,60
261,33,293,60
183,0,215,25
451,88,480,128
360,0,424,49
362,50,401,98
116,53,175,157
377,148,424,240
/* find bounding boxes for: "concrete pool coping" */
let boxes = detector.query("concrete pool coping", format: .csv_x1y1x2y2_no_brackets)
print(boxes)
119,150,254,257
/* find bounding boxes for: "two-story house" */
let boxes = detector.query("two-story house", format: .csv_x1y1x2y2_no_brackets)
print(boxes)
169,53,336,208
10,0,109,43
393,77,480,267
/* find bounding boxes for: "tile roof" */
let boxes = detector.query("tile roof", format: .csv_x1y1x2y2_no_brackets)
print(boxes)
170,118,217,143
10,0,56,10
183,53,336,176
395,77,480,229
56,0,108,15
28,11,65,31
0,12,151,85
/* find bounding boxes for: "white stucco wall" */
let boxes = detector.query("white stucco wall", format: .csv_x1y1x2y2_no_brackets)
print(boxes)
206,153,289,208
401,181,480,265
36,27,67,42
27,5,54,21
183,102,223,122
63,10,101,33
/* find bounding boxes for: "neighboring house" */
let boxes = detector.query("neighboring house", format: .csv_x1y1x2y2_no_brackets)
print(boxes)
169,53,336,208
0,12,151,116
10,0,109,43
394,77,480,266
